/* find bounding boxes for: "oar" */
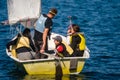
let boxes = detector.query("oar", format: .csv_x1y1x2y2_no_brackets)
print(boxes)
43,52,66,68
57,53,66,68
42,52,58,59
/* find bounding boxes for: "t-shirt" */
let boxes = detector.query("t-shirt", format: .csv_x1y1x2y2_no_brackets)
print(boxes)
34,14,53,41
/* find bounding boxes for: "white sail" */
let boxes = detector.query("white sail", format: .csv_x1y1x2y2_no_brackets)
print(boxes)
7,0,41,25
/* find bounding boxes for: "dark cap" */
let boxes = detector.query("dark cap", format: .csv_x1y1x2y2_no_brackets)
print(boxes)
49,8,58,16
53,36,62,42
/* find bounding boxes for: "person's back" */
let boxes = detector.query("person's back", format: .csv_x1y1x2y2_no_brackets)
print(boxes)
62,41,73,56
7,28,36,60
16,36,31,53
57,43,70,57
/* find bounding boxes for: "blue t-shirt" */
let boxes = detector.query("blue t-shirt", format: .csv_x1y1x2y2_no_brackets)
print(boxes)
34,14,53,41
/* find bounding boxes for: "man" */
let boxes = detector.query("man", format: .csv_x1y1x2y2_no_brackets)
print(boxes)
34,8,57,58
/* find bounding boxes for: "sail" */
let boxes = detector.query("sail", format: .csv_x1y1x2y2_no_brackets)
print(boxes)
7,0,41,25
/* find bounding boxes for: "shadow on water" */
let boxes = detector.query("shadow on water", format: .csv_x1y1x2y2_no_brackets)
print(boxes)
6,60,86,80
6,68,26,80
7,67,86,80
23,74,85,80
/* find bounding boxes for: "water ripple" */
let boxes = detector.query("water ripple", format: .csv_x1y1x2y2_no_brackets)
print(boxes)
0,0,120,80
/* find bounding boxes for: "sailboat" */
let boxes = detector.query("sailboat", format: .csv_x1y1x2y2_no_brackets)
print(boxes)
5,0,90,75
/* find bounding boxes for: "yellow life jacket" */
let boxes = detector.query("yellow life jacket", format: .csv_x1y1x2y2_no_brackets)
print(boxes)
70,33,86,50
62,41,73,55
16,36,30,49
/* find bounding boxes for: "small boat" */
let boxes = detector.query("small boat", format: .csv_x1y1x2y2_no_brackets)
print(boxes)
6,32,90,75
4,0,90,75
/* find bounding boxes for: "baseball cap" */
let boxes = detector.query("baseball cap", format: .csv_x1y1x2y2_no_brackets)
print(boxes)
53,36,62,42
49,8,57,16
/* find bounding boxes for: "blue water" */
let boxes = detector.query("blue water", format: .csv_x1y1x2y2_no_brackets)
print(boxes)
0,0,120,80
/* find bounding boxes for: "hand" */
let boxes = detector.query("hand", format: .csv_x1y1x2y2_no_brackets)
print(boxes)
36,51,39,54
67,29,71,33
40,49,45,53
8,49,11,52
54,49,58,53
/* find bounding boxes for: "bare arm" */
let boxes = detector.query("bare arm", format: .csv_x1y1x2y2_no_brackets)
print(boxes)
33,22,36,28
40,28,49,53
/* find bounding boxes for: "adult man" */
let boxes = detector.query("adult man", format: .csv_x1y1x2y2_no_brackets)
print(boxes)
34,8,57,58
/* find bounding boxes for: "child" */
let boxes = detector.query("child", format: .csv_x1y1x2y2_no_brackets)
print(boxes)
68,24,86,57
53,36,70,57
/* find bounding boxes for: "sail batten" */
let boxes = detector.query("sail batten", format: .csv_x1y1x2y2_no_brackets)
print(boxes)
7,0,41,24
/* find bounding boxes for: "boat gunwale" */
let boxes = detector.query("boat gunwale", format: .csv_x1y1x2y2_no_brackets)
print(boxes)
6,49,89,63
6,32,90,63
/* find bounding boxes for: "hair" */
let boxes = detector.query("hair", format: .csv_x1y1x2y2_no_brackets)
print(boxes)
71,24,80,32
22,28,31,38
49,8,58,16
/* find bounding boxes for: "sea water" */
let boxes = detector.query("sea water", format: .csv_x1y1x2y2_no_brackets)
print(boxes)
0,0,120,80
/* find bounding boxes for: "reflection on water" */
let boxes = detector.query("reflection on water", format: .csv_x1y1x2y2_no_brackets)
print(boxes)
24,74,85,80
